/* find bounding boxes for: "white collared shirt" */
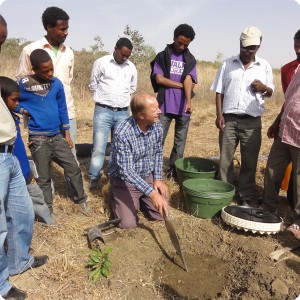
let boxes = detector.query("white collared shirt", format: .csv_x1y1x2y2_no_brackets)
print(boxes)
0,96,16,145
17,37,75,119
89,54,137,108
211,55,274,117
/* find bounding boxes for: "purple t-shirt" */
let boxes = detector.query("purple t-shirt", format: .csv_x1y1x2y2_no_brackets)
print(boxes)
153,52,197,116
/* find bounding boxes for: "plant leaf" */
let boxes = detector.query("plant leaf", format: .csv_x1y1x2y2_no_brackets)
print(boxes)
89,267,101,282
104,260,112,268
104,246,113,254
101,266,110,277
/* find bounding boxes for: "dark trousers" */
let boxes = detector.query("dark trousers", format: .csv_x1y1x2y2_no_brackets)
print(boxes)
109,174,164,229
263,137,300,221
219,115,262,200
29,133,87,211
159,113,190,172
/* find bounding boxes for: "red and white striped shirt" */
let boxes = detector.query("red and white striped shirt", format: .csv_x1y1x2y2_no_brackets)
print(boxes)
279,68,300,148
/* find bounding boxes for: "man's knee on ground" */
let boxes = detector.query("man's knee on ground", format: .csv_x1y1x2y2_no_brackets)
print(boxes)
119,218,138,229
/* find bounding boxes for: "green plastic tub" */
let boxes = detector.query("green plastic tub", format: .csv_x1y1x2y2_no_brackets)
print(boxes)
183,179,235,218
175,157,219,186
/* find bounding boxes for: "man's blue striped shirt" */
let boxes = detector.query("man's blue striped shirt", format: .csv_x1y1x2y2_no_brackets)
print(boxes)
108,116,163,196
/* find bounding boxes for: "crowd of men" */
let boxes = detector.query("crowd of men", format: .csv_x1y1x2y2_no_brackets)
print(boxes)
1,5,300,299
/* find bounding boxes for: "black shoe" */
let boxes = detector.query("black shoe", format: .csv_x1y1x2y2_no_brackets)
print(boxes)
2,286,27,300
31,255,48,268
89,179,98,191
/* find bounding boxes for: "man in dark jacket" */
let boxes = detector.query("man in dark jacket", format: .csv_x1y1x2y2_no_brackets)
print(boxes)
150,24,197,181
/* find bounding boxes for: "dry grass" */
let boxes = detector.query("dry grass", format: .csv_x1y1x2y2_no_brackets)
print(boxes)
2,57,295,299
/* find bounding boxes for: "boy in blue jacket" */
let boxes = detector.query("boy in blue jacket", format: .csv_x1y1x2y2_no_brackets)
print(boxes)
16,49,89,216
0,76,54,225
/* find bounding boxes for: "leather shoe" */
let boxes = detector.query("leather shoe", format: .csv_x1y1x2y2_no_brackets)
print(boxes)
31,255,48,268
2,286,27,300
89,179,98,191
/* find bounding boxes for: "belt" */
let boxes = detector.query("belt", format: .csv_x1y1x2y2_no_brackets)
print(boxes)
224,113,256,119
30,134,59,138
0,144,14,153
96,103,128,112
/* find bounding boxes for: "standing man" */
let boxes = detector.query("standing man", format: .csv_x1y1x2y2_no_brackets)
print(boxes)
279,29,300,205
281,29,300,94
151,24,197,181
108,92,168,229
262,66,300,238
211,26,274,206
88,37,137,191
18,6,76,155
0,16,47,300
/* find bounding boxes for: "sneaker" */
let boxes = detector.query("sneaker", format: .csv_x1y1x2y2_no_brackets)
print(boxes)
31,255,49,268
36,221,57,228
50,212,61,223
2,286,27,300
286,223,300,238
77,202,90,216
89,179,98,191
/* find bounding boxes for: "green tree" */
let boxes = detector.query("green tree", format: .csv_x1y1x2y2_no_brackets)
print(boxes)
214,52,224,69
90,35,104,54
123,25,155,65
2,37,27,59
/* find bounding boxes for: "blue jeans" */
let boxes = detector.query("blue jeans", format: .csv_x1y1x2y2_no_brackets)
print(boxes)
0,154,34,296
88,104,129,180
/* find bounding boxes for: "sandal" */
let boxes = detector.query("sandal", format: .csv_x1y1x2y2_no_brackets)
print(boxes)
286,224,300,239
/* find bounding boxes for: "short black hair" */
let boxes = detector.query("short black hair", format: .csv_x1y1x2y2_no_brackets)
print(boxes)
294,30,300,40
174,24,195,41
0,76,20,101
30,49,52,69
0,15,7,27
115,37,133,50
42,6,69,30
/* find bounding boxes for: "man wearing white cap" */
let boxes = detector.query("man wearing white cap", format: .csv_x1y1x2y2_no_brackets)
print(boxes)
211,26,274,206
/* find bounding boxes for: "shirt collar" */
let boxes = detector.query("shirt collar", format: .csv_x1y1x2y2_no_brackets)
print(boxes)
109,53,130,66
290,59,300,68
232,54,262,66
41,36,66,51
131,116,154,137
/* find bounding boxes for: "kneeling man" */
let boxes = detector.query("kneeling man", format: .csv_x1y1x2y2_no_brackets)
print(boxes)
108,92,168,228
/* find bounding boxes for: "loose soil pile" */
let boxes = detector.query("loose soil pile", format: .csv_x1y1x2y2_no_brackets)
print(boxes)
12,100,300,300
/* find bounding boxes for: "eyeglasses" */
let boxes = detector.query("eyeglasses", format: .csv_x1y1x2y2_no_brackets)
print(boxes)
240,47,256,53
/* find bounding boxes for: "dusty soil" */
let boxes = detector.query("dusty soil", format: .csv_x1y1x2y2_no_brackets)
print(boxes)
12,100,300,300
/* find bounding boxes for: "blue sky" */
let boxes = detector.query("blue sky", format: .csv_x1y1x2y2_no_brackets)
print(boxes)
1,0,299,68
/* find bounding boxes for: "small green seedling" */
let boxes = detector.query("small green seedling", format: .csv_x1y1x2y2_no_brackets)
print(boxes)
87,246,112,281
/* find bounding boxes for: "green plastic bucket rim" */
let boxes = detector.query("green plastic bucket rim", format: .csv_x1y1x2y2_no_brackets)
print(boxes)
175,157,219,174
182,178,235,198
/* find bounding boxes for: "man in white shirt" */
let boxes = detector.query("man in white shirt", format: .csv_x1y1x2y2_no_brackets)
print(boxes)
17,6,83,200
211,26,274,206
88,37,137,191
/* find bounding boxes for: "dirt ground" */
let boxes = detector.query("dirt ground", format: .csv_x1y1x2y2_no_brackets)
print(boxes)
12,99,300,300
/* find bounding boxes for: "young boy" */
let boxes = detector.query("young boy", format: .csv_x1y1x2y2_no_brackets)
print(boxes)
0,75,48,299
0,76,54,225
16,49,89,216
